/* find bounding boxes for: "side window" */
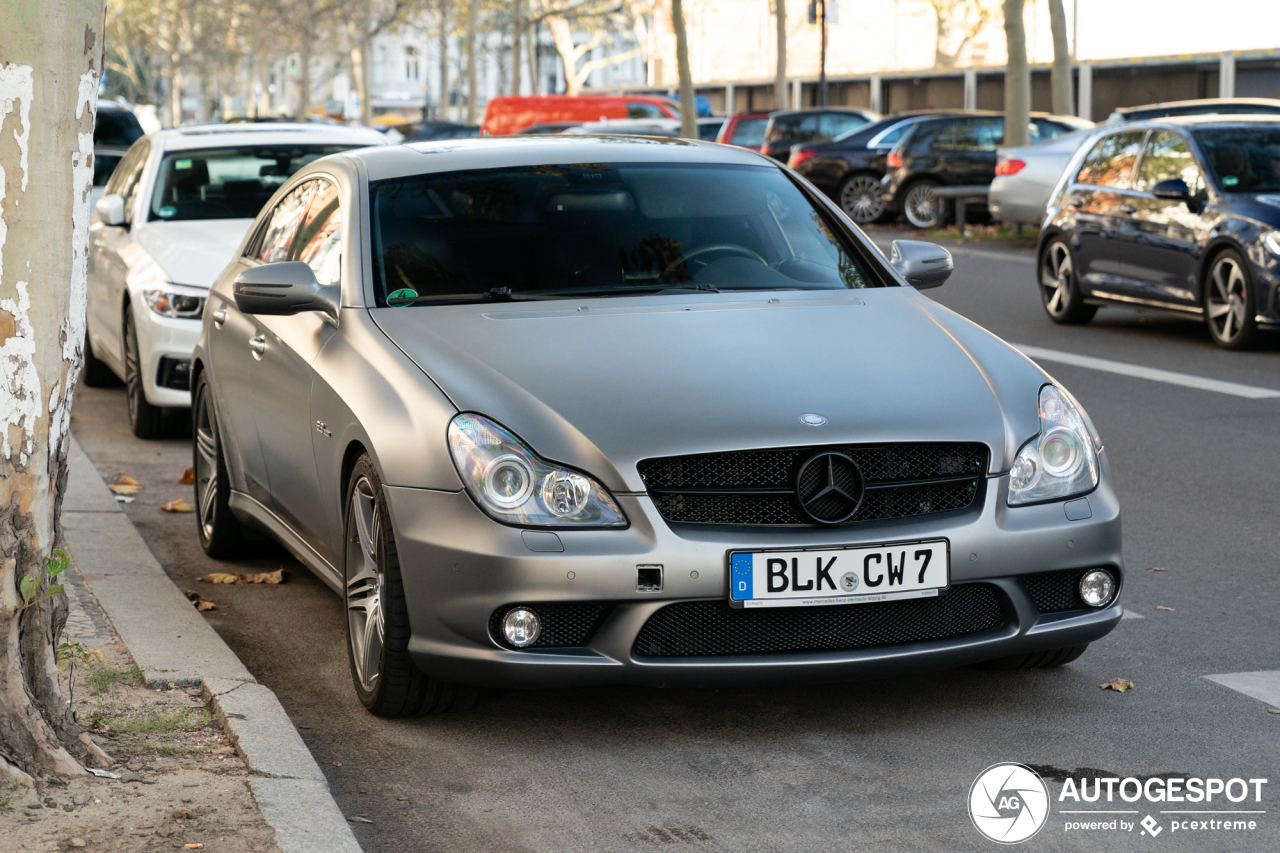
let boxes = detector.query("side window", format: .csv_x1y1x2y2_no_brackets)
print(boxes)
944,119,1003,151
917,121,955,152
1076,131,1145,188
819,113,864,139
256,181,322,264
1135,131,1205,198
627,101,665,119
117,139,151,225
290,181,342,285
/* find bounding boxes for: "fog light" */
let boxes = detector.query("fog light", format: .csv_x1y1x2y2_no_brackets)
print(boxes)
502,608,541,648
1079,569,1115,608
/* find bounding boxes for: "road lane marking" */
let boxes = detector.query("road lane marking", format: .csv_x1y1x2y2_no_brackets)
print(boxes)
1012,345,1280,399
1204,671,1280,707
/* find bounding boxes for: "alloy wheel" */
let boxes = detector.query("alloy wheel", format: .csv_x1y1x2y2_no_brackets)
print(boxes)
1040,241,1073,317
194,393,219,544
1207,255,1248,343
839,175,886,223
346,477,386,694
903,183,940,229
124,313,142,424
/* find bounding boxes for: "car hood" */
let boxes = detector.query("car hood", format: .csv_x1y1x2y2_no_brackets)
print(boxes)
371,288,1048,492
132,219,255,288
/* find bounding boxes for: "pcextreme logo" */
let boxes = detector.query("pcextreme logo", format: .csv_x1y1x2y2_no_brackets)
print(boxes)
969,763,1050,844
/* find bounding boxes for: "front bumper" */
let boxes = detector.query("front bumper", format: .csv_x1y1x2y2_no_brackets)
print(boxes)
385,468,1123,689
132,304,201,408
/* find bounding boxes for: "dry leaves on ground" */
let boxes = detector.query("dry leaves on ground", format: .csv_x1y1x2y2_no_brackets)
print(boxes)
1156,605,1176,611
193,600,218,612
199,569,285,585
1100,678,1135,693
180,467,195,484
163,498,194,513
1148,567,1167,572
108,475,141,495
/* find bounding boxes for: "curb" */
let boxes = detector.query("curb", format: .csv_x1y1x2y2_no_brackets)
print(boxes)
62,437,362,853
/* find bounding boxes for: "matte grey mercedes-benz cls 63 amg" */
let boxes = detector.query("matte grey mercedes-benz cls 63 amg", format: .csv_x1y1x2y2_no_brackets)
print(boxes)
190,135,1123,715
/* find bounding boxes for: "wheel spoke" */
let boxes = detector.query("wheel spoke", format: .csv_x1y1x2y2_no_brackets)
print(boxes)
1047,284,1065,313
1207,302,1231,319
199,474,217,528
345,475,386,693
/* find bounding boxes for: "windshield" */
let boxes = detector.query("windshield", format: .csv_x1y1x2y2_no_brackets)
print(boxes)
369,162,880,305
149,145,354,221
1192,127,1280,192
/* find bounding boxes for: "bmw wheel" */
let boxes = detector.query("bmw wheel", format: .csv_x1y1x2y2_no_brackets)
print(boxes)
1039,238,1097,324
192,372,251,558
902,181,942,229
1204,249,1260,350
344,454,476,716
123,307,167,438
838,174,886,224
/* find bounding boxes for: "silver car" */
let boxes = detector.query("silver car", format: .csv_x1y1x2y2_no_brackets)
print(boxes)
192,136,1123,715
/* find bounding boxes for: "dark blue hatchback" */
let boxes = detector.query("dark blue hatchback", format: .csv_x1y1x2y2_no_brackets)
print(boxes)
1038,115,1280,349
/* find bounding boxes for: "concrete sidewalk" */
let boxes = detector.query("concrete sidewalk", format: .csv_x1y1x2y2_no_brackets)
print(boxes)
62,437,363,853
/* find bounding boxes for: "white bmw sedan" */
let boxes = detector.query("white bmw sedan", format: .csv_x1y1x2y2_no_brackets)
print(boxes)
84,123,386,437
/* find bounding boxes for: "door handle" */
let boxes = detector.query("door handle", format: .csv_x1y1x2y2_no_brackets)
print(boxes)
248,335,266,356
212,308,227,328
1119,204,1137,215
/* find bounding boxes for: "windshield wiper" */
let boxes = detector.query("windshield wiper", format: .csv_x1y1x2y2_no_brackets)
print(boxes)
387,287,558,306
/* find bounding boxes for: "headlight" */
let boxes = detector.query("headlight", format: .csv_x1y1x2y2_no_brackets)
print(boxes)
1262,230,1280,256
1007,385,1100,506
143,287,205,319
447,413,627,527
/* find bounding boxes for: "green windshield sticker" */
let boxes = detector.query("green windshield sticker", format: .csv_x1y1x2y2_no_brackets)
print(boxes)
387,288,418,304
1223,175,1239,187
158,205,177,218
175,159,193,170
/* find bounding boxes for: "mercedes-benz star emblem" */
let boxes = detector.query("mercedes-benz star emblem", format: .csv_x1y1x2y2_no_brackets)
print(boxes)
799,413,827,426
794,451,865,525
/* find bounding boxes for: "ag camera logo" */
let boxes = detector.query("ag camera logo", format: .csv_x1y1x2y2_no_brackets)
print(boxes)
969,763,1050,844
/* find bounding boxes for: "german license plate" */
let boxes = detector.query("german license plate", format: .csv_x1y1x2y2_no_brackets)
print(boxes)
728,540,950,608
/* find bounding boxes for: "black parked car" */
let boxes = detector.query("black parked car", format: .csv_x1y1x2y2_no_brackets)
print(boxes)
760,108,879,161
790,110,963,223
882,112,1090,228
93,100,145,192
1039,116,1280,350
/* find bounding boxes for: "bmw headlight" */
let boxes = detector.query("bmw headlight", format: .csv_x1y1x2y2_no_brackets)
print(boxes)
447,413,627,527
143,287,205,319
1007,385,1100,506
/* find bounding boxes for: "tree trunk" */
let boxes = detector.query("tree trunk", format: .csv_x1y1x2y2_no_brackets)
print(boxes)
671,0,696,138
511,0,523,96
1047,0,1072,116
465,0,480,123
527,22,538,96
773,0,786,110
298,24,314,121
1002,0,1029,147
546,17,583,97
0,0,107,785
439,4,450,119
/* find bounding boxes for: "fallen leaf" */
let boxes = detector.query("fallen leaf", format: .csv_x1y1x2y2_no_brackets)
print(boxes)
185,845,204,850
194,600,218,612
162,498,194,513
1267,708,1280,715
348,816,374,824
180,467,195,484
1147,566,1166,571
108,483,141,495
210,746,235,755
1100,678,1135,693
199,568,285,585
118,475,138,485
1156,605,1175,611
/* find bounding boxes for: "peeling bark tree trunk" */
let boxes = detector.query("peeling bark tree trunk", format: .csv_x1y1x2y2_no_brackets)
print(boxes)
671,0,696,139
0,0,106,784
1002,0,1030,147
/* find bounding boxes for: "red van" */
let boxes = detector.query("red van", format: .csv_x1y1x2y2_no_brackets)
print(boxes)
482,95,680,136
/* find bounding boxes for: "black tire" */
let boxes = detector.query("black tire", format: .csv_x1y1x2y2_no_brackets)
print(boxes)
82,333,120,387
901,180,943,229
1204,248,1261,350
974,644,1090,671
192,372,252,558
344,454,477,716
1038,237,1097,324
123,306,168,438
837,173,887,224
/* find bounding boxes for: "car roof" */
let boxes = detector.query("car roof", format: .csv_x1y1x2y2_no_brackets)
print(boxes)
768,107,875,118
1119,114,1280,129
151,123,388,151
1114,98,1280,115
350,135,774,181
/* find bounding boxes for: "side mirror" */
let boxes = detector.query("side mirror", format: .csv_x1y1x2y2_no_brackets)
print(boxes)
1151,178,1190,200
233,262,338,320
95,194,126,226
889,239,954,289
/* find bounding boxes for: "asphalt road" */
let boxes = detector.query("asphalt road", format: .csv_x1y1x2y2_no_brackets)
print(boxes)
71,233,1280,852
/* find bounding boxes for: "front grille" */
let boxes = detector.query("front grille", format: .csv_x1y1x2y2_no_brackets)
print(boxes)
488,603,612,649
1023,569,1089,613
638,443,987,526
631,584,1005,657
